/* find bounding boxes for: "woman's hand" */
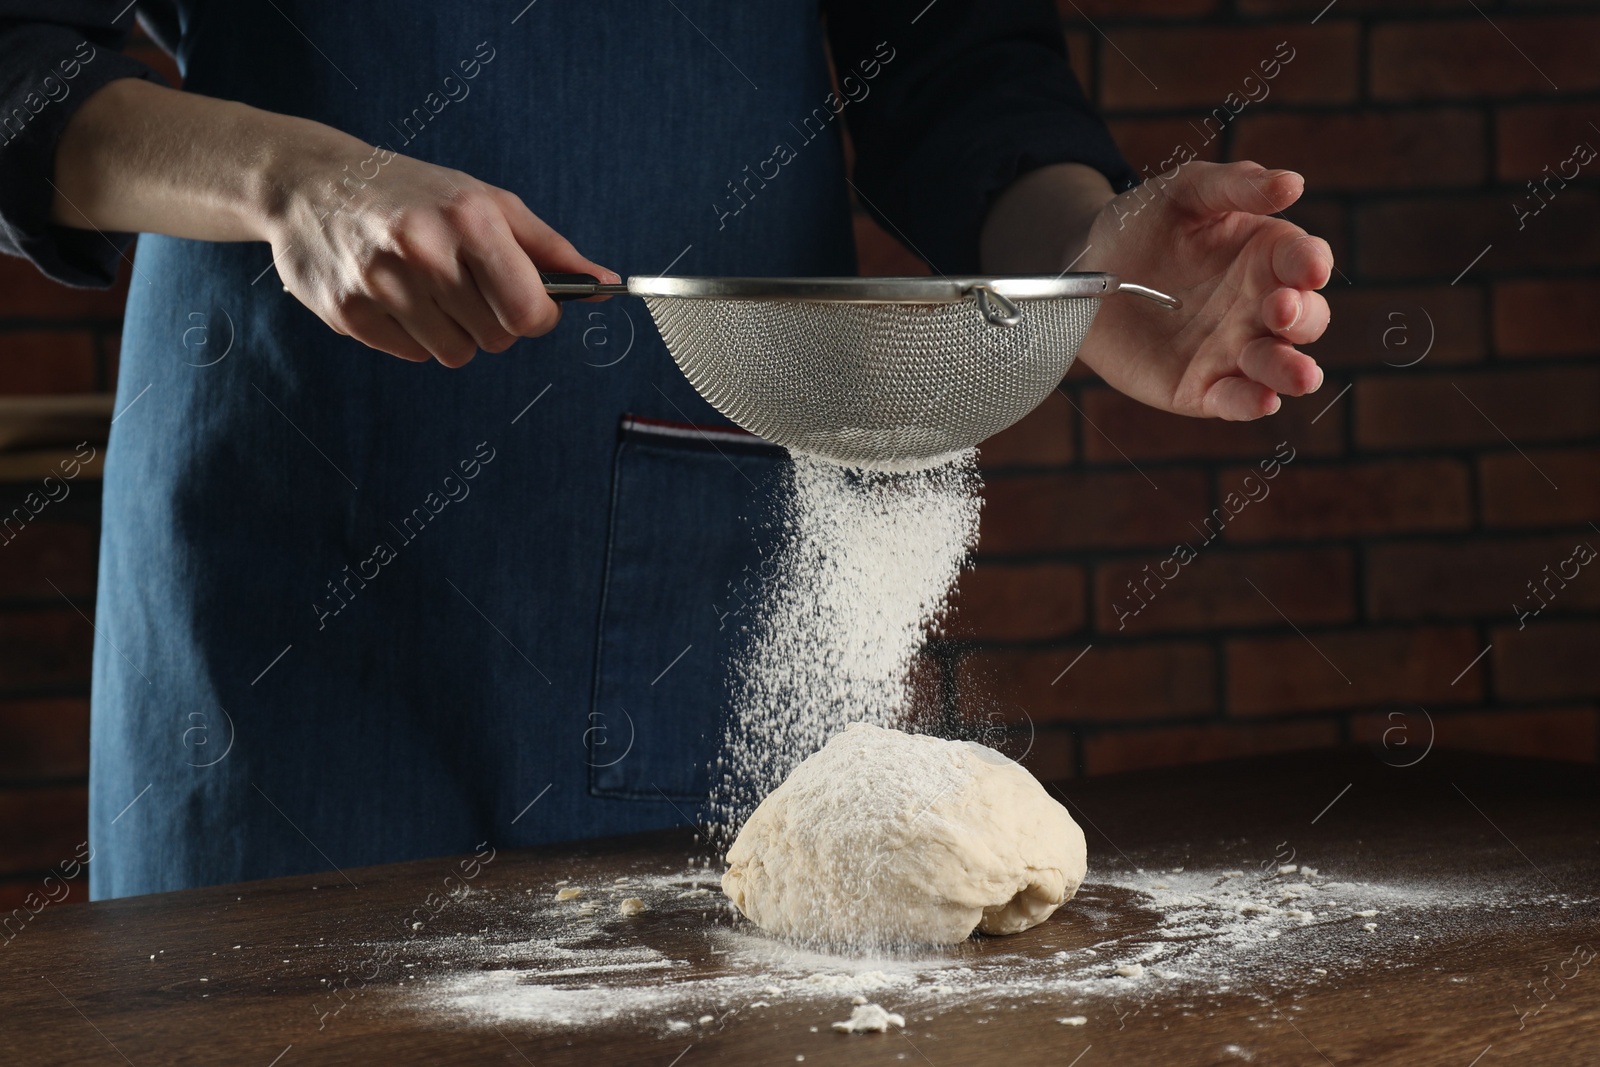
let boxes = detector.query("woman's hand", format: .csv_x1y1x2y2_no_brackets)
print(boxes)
51,77,614,368
980,159,1334,421
265,146,617,367
1076,161,1332,420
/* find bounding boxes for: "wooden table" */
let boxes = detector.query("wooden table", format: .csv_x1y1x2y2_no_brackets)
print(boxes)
2,747,1595,1065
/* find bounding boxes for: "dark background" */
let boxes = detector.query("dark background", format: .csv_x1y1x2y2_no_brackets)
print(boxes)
3,1,1597,908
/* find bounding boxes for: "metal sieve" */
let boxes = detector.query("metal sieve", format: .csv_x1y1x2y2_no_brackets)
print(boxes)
542,273,1180,470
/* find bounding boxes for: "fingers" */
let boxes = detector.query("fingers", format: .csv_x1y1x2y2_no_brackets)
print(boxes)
1273,233,1334,291
459,186,622,333
1205,334,1324,422
383,268,480,368
337,300,433,363
1238,335,1323,396
1261,286,1330,346
288,156,620,366
486,185,620,290
434,254,519,353
1202,375,1281,421
340,282,498,367
408,297,480,368
454,199,563,338
1167,160,1305,218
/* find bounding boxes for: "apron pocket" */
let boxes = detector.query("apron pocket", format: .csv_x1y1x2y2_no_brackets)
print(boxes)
589,415,786,802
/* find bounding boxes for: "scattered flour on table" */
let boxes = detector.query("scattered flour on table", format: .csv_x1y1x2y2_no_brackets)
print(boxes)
710,451,982,842
384,861,1583,1032
833,1003,904,1032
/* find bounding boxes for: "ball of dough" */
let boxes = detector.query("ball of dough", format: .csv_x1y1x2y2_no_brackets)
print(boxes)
721,722,1087,946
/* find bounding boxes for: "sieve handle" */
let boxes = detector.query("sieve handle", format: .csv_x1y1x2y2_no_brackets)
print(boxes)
539,272,630,301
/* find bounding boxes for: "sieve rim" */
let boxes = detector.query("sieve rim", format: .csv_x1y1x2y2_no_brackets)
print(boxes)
624,274,1118,304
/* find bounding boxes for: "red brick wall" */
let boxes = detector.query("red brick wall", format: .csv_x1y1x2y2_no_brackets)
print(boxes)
860,1,1600,780
0,33,174,910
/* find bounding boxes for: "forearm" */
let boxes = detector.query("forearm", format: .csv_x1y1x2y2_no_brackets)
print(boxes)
49,76,365,243
977,162,1115,274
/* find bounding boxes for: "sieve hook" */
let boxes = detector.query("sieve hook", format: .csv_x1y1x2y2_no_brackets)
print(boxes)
971,285,1023,327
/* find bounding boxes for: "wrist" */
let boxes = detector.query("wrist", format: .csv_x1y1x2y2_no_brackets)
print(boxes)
250,113,375,244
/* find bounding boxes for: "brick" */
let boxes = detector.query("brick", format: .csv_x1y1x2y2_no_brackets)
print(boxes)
1100,26,1358,111
957,642,1216,724
1096,547,1355,635
1065,32,1091,94
1017,727,1076,784
1493,279,1600,359
1220,459,1471,541
1105,118,1225,176
1063,352,1098,384
0,332,97,395
0,255,130,319
1241,0,1458,11
0,449,105,485
1496,101,1600,181
125,41,182,90
979,469,1211,553
948,562,1086,642
0,874,89,912
978,389,1074,469
1493,619,1600,701
0,699,88,781
1356,192,1600,281
1354,367,1600,450
1480,448,1600,528
1227,625,1485,714
902,651,946,734
1310,285,1485,368
105,331,120,389
0,785,86,876
1232,109,1485,191
1368,536,1600,622
0,523,97,601
1083,719,1339,776
0,611,93,689
1350,706,1599,764
1372,17,1600,100
1060,0,1218,17
1079,386,1342,462
852,212,929,277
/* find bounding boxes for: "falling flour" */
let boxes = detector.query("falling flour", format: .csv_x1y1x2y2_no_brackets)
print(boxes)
710,450,982,842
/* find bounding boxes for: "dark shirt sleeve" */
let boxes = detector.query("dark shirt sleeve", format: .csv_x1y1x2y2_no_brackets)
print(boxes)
0,2,169,288
823,0,1136,275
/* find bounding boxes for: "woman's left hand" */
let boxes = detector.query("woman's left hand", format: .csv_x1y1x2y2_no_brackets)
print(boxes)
1075,161,1334,421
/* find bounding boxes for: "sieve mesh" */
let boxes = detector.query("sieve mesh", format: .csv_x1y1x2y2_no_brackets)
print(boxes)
640,295,1103,469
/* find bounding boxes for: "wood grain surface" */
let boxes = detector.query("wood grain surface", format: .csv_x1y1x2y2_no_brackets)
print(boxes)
1,746,1595,1066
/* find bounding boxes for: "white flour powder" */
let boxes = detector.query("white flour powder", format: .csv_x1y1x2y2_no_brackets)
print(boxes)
710,451,982,840
388,859,1581,1033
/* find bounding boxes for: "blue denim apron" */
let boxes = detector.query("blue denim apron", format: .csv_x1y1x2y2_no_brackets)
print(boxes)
90,1,854,897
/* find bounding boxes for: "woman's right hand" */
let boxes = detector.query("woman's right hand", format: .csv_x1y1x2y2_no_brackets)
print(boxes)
51,78,614,367
265,143,618,367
